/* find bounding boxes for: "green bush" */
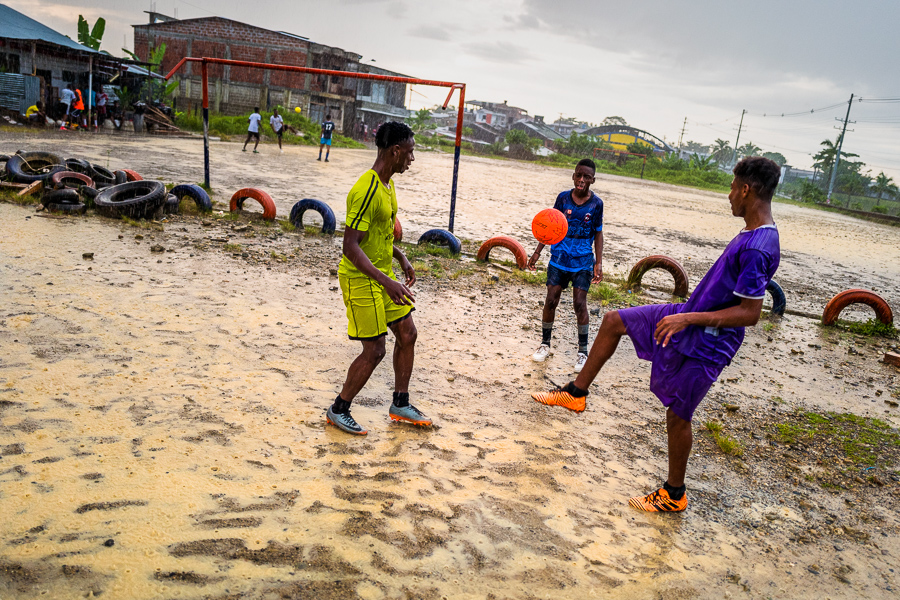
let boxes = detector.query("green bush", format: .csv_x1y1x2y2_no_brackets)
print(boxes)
871,205,888,214
174,110,364,148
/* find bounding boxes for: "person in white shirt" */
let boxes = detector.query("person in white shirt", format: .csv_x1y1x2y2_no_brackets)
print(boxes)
242,107,262,153
59,84,76,128
270,107,285,153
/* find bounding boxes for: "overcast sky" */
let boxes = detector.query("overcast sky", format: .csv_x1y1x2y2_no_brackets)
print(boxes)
7,0,900,177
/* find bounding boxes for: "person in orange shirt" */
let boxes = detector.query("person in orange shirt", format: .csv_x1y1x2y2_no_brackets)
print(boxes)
71,88,85,128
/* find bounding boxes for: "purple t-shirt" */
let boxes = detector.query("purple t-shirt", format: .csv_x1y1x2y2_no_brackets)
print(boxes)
671,225,780,365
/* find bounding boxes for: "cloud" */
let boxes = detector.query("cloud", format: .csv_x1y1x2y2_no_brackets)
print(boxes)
464,41,535,64
409,25,456,42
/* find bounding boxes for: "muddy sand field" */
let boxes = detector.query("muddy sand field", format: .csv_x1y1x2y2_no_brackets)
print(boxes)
1,132,899,599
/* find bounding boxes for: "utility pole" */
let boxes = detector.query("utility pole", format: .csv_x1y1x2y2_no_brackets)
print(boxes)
730,109,746,166
677,117,687,151
826,93,854,204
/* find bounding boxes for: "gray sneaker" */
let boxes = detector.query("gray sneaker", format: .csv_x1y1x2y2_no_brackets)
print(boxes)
326,406,367,435
389,403,433,426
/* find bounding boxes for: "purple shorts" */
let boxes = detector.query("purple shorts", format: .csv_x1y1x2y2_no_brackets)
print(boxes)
619,304,724,422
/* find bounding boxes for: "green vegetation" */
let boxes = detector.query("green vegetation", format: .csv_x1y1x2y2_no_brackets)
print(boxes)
121,216,163,230
174,110,364,149
511,269,547,285
703,421,744,457
589,280,632,306
223,243,242,252
828,318,898,339
400,242,456,259
0,188,37,205
278,220,296,233
773,411,900,467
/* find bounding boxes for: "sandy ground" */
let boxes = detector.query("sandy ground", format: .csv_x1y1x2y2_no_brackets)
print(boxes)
1,131,899,599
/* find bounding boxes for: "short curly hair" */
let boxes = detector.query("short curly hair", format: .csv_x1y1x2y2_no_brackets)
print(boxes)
733,156,781,201
376,121,414,149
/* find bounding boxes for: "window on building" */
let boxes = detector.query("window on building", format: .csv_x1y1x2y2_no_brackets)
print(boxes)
360,80,371,96
0,52,21,74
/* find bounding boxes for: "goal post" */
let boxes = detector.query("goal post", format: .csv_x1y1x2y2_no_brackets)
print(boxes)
592,148,648,179
165,57,467,231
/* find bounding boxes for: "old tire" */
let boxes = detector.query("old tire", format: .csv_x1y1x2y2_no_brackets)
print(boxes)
113,170,128,185
5,151,65,183
89,163,116,186
822,289,894,326
47,202,87,215
43,188,81,205
766,280,786,316
94,181,167,219
393,218,403,242
476,235,528,269
417,229,461,255
230,188,276,220
51,171,94,189
170,184,212,212
80,186,99,207
289,198,336,234
121,169,143,181
64,158,90,174
626,255,690,298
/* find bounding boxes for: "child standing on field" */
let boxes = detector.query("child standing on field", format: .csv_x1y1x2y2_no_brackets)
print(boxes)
527,158,604,373
242,107,262,153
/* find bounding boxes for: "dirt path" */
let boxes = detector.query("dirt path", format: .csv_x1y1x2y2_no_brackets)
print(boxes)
0,132,899,599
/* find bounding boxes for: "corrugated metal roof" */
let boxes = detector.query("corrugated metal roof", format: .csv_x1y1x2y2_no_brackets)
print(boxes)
0,4,99,54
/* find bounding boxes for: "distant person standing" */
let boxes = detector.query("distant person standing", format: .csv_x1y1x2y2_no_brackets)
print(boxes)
242,107,262,153
59,84,75,129
96,89,108,126
318,113,335,161
71,87,85,128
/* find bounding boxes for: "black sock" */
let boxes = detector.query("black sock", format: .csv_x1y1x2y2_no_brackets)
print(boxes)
331,395,351,414
578,324,589,353
562,382,588,397
663,481,686,500
393,391,409,407
541,321,553,345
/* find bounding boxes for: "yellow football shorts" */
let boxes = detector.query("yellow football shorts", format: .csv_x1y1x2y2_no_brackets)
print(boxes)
339,274,414,340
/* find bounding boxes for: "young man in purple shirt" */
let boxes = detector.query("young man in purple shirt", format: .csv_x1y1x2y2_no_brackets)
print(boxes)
532,156,781,512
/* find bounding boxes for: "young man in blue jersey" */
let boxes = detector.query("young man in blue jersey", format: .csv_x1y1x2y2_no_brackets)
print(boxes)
527,158,604,373
318,114,335,162
532,157,781,512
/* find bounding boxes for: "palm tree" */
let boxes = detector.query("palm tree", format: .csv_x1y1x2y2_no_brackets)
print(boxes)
872,172,899,200
709,139,732,165
737,142,761,159
813,135,858,184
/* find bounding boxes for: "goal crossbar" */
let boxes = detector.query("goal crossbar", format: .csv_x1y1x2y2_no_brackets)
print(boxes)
165,57,467,231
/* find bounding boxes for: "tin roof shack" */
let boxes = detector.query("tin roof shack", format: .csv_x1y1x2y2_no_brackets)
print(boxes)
511,115,566,148
133,14,361,132
355,64,410,128
0,5,120,117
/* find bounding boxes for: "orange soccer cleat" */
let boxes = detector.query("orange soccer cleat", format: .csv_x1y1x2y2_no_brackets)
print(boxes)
628,487,688,512
531,382,587,412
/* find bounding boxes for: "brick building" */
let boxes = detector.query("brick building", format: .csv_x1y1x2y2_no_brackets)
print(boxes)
133,13,362,131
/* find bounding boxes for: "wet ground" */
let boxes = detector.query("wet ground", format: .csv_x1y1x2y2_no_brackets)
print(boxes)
1,131,899,599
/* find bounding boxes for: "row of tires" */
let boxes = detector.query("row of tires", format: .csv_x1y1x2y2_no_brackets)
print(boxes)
472,238,894,326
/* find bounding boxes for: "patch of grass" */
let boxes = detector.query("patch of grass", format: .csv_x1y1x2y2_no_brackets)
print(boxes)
215,212,240,222
401,242,456,259
770,396,785,405
0,188,38,205
511,269,547,285
589,281,630,305
449,267,474,280
271,251,288,262
429,260,445,279
703,421,744,456
773,411,900,467
223,243,242,252
837,318,898,339
195,182,213,194
410,260,429,276
279,220,296,233
763,322,777,332
121,216,163,230
303,225,329,236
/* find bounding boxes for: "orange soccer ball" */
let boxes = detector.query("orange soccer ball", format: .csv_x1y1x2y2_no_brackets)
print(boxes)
532,208,568,245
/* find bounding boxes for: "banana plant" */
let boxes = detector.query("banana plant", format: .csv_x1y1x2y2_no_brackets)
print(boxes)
77,15,105,51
